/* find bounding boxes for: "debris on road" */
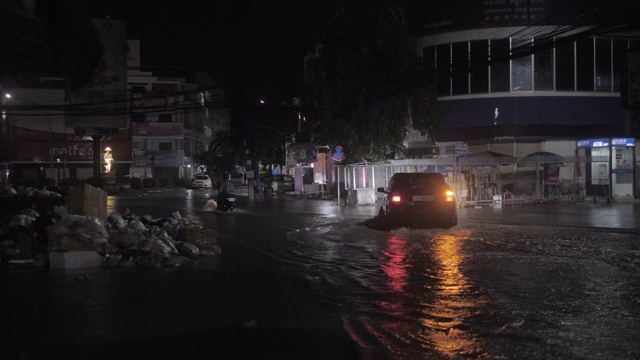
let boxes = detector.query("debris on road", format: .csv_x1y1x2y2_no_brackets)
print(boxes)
1,184,220,269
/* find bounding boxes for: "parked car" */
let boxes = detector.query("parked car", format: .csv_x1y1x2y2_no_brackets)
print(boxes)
260,174,295,193
229,172,245,186
191,174,212,189
376,172,457,229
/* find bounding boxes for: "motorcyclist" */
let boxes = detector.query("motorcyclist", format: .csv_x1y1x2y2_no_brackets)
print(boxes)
218,173,236,204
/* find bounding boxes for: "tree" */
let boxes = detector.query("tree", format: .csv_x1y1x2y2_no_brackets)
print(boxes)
304,0,439,163
202,87,296,173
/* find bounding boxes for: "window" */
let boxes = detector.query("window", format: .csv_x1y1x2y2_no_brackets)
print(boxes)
159,142,172,151
490,39,510,92
595,38,612,91
451,42,469,95
423,46,436,71
132,113,145,123
511,38,533,91
184,137,191,156
534,37,553,90
436,44,451,96
556,39,575,90
158,113,172,123
576,38,594,91
470,40,489,93
612,39,627,92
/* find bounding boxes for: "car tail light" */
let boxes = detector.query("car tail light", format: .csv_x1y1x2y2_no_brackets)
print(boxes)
391,194,402,203
445,190,455,202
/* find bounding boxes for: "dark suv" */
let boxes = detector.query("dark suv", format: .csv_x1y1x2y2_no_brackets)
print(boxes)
377,172,457,229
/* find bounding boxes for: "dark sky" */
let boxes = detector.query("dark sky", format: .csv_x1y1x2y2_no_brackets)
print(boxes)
77,0,340,89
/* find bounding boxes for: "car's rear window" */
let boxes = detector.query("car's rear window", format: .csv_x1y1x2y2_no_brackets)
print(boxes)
195,175,209,180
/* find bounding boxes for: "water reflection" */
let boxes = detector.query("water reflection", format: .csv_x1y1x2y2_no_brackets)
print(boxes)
420,231,486,357
381,235,409,293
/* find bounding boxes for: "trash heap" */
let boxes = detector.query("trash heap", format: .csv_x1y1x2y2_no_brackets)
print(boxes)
1,184,220,269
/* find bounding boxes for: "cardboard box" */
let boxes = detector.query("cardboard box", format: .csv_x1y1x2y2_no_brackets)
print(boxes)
68,184,107,223
183,226,219,256
49,251,104,269
49,235,92,252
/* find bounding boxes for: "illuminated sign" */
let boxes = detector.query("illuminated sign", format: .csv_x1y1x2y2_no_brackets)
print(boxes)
577,138,636,148
611,138,636,147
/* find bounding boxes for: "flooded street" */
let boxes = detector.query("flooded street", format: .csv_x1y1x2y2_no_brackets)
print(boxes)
102,190,640,359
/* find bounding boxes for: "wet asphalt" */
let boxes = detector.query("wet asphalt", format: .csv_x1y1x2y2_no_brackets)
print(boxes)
1,190,639,359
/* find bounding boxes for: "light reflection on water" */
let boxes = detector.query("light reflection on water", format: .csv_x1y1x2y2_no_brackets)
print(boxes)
365,230,487,358
419,231,486,357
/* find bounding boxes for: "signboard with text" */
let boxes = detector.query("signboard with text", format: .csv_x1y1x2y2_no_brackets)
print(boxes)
577,138,636,149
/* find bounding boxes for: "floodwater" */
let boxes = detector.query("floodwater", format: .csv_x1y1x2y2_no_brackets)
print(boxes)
105,190,640,359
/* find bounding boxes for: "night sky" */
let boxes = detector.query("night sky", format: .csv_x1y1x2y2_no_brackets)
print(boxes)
77,0,340,89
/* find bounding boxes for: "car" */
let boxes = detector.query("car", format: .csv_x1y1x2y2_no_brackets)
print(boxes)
260,174,295,193
191,174,212,189
376,172,457,229
229,172,245,186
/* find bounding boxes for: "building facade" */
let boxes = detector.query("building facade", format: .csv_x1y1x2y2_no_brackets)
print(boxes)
412,0,639,199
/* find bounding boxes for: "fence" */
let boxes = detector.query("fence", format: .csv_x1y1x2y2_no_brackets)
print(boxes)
335,155,615,207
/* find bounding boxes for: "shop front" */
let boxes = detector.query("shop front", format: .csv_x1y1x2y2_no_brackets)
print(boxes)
576,137,637,199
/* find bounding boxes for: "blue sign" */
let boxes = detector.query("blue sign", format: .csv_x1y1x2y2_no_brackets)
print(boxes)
331,146,345,162
577,138,636,148
611,138,636,147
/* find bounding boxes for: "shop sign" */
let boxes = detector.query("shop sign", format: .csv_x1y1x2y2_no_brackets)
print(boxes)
611,138,636,147
576,138,610,149
445,145,468,155
577,138,636,148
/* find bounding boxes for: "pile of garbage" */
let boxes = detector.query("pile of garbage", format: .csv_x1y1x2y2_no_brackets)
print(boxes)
1,185,62,198
1,205,220,269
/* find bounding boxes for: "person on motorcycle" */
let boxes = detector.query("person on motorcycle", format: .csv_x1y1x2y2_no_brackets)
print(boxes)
218,173,236,204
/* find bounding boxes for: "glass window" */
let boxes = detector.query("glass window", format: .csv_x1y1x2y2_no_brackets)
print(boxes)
436,44,451,96
556,39,575,91
132,113,145,123
470,40,489,93
490,39,510,92
452,42,469,95
612,39,628,91
158,113,172,123
534,37,553,90
511,38,533,91
576,38,594,91
595,38,612,91
423,46,435,70
159,142,172,151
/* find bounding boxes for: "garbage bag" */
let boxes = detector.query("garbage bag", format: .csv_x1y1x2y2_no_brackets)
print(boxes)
9,214,36,228
124,220,147,232
110,231,143,250
46,214,110,254
107,213,126,230
52,206,67,219
175,241,199,260
139,237,172,256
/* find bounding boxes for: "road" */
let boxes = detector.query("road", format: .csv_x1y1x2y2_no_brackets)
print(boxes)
2,188,639,359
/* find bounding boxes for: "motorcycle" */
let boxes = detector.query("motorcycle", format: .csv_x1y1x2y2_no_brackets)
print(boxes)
218,193,237,212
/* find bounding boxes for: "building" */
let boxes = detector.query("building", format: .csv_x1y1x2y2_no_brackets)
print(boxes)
410,0,640,199
1,24,228,188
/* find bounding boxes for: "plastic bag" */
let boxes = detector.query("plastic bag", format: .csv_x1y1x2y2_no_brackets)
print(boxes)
175,241,200,259
107,213,126,230
9,214,36,228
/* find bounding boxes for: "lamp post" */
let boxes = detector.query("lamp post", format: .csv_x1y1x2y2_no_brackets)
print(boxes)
0,93,10,187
